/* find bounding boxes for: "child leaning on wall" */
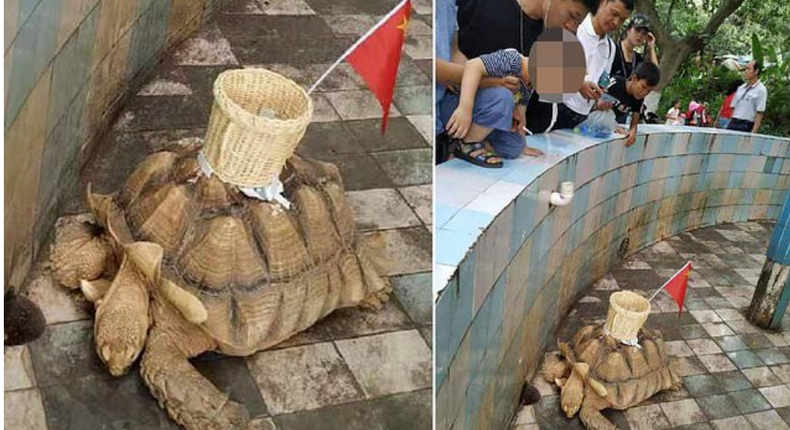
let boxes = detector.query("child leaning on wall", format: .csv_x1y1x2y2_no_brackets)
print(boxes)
606,62,661,146
444,48,544,167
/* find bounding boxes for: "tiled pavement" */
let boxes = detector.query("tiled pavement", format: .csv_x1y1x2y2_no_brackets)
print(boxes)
5,0,432,429
513,221,790,430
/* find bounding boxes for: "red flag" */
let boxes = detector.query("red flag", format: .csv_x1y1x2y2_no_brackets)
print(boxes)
664,262,693,316
345,0,411,132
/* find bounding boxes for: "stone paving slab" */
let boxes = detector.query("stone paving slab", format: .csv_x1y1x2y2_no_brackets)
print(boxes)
518,222,790,430
7,0,433,428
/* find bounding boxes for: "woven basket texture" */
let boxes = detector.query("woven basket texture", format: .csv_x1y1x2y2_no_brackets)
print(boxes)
203,68,313,188
604,291,651,342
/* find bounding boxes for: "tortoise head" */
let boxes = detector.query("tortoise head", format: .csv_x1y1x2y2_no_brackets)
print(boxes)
95,242,162,376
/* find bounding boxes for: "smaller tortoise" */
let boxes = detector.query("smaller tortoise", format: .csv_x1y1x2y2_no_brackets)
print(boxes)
542,324,681,430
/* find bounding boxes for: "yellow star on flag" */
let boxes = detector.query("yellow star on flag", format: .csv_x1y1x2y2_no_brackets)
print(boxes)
396,16,410,35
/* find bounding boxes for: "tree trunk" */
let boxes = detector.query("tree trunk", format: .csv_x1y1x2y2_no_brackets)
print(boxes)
655,38,696,90
635,0,746,88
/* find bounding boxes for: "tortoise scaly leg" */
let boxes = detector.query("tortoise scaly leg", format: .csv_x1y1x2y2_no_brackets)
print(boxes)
94,242,160,376
579,386,617,430
141,297,250,430
560,363,587,418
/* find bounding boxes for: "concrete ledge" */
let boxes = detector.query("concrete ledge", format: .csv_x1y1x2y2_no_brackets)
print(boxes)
434,125,790,430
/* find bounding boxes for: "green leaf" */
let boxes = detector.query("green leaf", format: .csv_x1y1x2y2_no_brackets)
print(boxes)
752,32,764,63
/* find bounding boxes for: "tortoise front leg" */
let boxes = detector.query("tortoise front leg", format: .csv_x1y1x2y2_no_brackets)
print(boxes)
579,386,617,430
141,327,251,430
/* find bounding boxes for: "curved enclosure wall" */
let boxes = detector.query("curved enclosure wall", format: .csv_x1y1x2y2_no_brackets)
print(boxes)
434,126,790,430
4,0,222,286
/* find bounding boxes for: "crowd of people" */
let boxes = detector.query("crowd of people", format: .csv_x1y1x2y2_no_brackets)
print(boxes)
664,60,768,133
435,0,769,168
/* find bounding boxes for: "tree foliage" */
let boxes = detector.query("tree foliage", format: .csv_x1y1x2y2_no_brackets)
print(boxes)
638,0,790,136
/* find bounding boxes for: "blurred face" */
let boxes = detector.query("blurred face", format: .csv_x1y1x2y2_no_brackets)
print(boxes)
594,0,631,35
627,27,649,46
744,61,759,81
629,78,654,99
546,0,590,32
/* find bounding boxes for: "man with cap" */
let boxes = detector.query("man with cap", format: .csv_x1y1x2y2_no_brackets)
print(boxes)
611,13,658,80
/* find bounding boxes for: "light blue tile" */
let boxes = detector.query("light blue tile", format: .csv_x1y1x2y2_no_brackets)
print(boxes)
530,217,553,265
595,143,610,176
469,298,490,377
604,169,622,201
727,172,745,189
571,184,590,223
509,184,538,258
624,138,642,164
444,208,495,234
708,189,724,207
717,134,739,153
761,174,779,189
47,3,99,133
6,0,62,126
127,0,173,80
435,276,457,388
667,156,687,177
436,203,461,228
486,272,506,347
648,133,673,157
753,136,772,156
764,157,777,174
501,160,548,186
735,205,750,222
742,189,756,206
732,154,750,172
637,159,655,185
664,176,681,196
774,158,785,174
631,183,648,208
688,133,709,154
696,172,712,191
435,228,477,266
704,154,719,173
703,206,719,226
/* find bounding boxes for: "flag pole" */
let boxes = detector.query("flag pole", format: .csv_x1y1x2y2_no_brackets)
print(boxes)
648,261,692,302
307,0,411,95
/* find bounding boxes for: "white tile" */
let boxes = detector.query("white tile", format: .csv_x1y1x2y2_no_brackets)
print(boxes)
4,346,36,391
259,0,316,15
172,24,238,66
465,181,523,216
406,115,432,144
336,330,431,397
4,389,48,430
346,188,422,231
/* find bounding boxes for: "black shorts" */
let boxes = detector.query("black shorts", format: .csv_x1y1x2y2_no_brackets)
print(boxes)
524,93,588,134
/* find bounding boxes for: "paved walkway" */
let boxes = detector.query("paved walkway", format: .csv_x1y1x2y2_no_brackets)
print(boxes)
4,0,432,429
511,221,790,430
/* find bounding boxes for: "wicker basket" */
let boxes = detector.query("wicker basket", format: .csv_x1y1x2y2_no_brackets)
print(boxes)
202,68,313,188
604,291,650,343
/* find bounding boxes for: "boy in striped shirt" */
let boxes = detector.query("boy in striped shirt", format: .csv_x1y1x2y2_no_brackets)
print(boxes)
444,48,543,167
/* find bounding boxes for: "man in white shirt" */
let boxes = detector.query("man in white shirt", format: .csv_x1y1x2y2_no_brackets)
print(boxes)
727,61,768,133
524,0,634,134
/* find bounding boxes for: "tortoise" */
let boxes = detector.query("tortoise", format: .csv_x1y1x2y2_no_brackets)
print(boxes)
50,146,390,430
541,324,682,430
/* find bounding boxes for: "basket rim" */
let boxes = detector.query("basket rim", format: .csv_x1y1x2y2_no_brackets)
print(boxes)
212,68,314,131
608,290,651,317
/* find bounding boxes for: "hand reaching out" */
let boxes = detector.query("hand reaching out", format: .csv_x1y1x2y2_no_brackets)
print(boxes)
446,106,473,139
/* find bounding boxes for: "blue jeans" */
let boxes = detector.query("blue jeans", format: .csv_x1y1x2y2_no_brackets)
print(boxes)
438,87,524,159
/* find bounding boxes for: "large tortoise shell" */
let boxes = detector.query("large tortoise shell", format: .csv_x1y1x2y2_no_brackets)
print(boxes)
572,325,680,409
101,148,387,354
